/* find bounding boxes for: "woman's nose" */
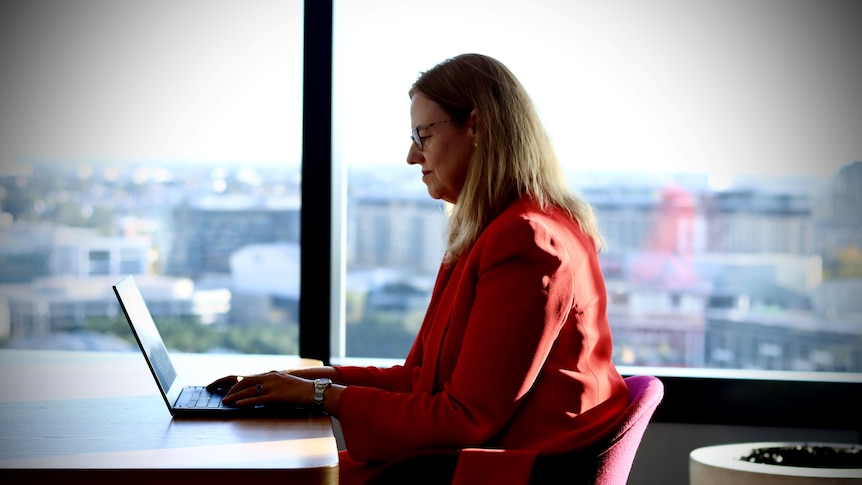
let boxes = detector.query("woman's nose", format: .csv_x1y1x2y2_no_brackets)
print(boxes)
406,142,422,165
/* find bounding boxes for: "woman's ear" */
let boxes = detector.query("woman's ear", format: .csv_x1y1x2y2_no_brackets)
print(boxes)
467,108,479,140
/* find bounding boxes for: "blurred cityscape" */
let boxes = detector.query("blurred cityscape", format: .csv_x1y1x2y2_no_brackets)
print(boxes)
0,160,860,371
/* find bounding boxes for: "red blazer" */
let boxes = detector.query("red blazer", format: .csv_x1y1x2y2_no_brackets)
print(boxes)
333,198,629,464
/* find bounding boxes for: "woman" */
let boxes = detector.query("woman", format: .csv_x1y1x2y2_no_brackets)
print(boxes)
209,53,629,483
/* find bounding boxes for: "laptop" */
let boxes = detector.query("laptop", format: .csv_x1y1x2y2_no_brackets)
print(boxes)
113,275,318,417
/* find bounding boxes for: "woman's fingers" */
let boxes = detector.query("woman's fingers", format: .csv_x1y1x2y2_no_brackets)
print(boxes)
205,375,242,393
220,372,307,407
221,378,265,405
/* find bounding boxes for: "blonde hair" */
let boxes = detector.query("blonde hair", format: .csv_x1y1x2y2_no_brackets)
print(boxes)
410,53,603,263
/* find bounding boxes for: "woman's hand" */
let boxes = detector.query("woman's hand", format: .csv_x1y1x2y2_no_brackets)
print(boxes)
210,370,316,408
206,366,340,394
206,375,243,395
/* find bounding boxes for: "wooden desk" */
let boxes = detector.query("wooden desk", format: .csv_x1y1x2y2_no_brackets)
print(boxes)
0,349,339,484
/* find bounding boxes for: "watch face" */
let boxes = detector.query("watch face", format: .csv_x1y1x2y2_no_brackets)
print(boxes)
314,378,331,407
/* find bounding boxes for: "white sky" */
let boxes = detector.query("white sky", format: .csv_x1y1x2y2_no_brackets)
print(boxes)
1,0,860,179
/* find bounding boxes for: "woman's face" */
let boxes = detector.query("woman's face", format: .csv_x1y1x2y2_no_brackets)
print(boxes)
407,92,475,204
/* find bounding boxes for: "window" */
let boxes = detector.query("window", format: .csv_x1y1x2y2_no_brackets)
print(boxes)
1,0,859,433
0,0,304,354
325,0,861,432
88,250,110,276
332,0,862,375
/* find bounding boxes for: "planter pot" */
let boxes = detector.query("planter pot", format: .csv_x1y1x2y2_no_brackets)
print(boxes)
690,442,862,485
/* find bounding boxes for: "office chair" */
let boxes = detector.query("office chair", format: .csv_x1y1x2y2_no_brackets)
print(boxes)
367,375,664,485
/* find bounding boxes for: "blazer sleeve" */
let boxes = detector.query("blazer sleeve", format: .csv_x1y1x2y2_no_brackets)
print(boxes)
334,364,412,391
333,212,586,462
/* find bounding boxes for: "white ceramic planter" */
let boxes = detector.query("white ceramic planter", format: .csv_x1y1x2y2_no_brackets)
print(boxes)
690,442,862,485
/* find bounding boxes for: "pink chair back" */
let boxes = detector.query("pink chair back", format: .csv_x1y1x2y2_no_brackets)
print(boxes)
590,374,665,484
368,375,664,484
523,375,664,484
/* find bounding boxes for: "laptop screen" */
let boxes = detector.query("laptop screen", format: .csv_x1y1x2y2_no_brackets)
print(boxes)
113,276,178,395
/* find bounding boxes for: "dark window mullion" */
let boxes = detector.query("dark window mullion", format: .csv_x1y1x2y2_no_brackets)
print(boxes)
299,0,333,364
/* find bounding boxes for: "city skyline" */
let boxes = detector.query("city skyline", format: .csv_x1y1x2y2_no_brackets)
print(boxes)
1,159,859,369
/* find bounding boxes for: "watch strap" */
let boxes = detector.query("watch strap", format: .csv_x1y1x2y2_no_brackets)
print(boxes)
313,378,332,408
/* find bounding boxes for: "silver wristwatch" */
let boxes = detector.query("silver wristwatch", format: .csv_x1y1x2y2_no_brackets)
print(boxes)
313,378,332,409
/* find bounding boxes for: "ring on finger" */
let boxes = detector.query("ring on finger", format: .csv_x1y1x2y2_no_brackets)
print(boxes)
255,383,264,395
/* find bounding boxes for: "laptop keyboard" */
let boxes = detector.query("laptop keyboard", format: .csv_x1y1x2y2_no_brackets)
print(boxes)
175,386,231,409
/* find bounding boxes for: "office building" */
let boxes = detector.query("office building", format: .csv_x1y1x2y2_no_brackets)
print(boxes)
168,194,301,277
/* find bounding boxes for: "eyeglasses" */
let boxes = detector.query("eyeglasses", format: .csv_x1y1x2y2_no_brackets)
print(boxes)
411,119,454,151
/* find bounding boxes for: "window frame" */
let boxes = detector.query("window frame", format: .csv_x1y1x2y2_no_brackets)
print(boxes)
298,0,862,437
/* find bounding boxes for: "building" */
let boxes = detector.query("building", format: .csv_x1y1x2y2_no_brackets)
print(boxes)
0,225,230,344
0,274,229,345
50,227,151,277
168,194,301,277
228,242,300,327
0,221,54,283
348,194,447,274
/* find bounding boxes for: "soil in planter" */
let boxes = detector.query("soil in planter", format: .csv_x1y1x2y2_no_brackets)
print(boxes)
738,444,862,469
